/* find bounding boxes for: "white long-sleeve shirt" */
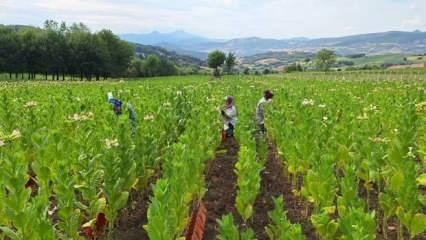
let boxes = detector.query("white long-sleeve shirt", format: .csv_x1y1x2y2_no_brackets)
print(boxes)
256,97,270,125
223,105,237,130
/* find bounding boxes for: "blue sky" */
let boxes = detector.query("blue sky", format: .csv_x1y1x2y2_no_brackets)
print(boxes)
0,0,425,38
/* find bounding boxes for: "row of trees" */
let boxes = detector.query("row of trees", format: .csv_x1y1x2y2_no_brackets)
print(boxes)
206,49,337,77
0,20,134,80
128,55,179,77
207,51,236,76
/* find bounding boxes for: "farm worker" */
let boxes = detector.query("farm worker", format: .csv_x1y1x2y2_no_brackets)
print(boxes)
221,96,238,138
256,90,274,134
107,92,136,128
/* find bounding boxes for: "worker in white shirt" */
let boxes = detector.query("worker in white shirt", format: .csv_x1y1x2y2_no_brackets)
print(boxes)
256,90,274,134
221,96,238,138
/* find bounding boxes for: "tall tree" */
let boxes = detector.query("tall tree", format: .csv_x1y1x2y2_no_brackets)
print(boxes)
66,23,90,80
158,58,178,76
224,52,236,74
128,58,144,77
315,49,336,71
0,27,20,78
19,28,45,79
207,50,226,77
98,30,134,78
44,20,68,80
142,55,161,77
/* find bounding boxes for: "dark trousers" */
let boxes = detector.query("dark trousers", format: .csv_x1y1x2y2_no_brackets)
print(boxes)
226,123,234,137
258,123,266,134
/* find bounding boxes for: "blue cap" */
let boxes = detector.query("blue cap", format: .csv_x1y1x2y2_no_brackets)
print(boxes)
109,99,122,108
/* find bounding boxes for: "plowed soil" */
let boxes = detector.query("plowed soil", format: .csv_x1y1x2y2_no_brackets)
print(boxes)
202,137,241,240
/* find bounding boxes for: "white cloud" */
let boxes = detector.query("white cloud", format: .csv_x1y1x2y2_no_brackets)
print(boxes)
402,16,425,29
0,0,11,7
1,0,426,38
343,26,355,32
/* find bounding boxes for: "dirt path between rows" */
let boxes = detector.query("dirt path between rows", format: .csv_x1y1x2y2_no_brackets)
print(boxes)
359,181,426,240
201,135,425,240
202,137,240,240
247,140,318,240
110,171,161,240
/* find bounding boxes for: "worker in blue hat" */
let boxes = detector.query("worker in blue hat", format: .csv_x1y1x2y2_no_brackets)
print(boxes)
107,92,136,128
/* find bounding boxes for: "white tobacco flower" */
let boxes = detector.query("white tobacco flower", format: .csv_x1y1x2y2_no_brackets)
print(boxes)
357,113,369,120
415,101,426,112
84,112,94,120
24,101,37,108
163,102,172,107
318,104,327,108
69,114,81,122
10,129,21,139
407,147,416,158
144,114,155,121
68,112,94,122
302,99,315,106
323,116,329,121
206,97,216,102
0,140,5,147
176,91,183,96
368,137,389,143
105,139,119,149
364,104,378,112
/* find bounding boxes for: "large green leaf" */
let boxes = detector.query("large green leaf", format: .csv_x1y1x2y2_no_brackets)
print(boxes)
409,213,426,237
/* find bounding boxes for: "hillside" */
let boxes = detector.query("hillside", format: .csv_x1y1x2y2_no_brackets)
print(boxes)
133,43,204,67
238,51,426,71
121,30,426,57
240,51,314,69
120,31,219,60
0,24,38,31
224,31,426,56
336,54,407,67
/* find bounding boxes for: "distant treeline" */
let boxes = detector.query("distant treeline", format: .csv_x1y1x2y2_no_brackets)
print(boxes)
0,20,134,80
128,55,180,77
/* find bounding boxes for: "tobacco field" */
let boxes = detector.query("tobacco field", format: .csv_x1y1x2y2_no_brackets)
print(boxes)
0,72,425,240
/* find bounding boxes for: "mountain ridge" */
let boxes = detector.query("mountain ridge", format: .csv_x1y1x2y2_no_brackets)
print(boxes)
119,30,426,58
